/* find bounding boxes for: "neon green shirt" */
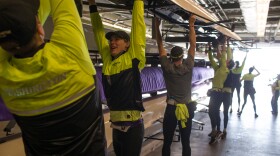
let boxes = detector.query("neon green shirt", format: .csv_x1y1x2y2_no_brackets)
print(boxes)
89,0,146,122
241,73,258,81
208,50,229,89
0,0,95,116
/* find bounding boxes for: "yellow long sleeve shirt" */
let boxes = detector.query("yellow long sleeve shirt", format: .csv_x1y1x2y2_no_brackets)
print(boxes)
0,0,95,116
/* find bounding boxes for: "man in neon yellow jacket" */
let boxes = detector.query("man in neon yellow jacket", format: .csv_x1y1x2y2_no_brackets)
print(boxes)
88,0,146,155
0,0,106,155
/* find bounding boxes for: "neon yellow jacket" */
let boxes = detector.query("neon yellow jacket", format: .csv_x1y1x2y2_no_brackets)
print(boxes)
90,0,146,122
208,50,229,89
0,0,95,116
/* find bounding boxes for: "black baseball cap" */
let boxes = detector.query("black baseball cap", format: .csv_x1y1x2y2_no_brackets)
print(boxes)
105,31,130,42
170,46,184,59
227,59,235,69
0,0,40,46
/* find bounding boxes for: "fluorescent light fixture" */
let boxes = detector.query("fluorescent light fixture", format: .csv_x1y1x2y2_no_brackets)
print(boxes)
257,0,270,37
209,34,218,39
238,0,270,37
198,27,204,33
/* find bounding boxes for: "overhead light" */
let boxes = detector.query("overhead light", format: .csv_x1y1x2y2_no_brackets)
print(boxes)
257,0,270,37
198,27,204,33
238,0,270,37
209,34,218,39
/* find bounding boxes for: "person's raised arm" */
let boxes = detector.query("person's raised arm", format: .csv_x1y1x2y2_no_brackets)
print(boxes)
49,0,95,76
253,66,260,77
130,0,146,69
216,44,222,60
234,51,247,74
188,15,196,59
49,0,89,57
226,37,233,61
88,0,111,64
37,0,51,26
207,43,219,70
220,38,227,69
154,17,167,57
240,52,247,70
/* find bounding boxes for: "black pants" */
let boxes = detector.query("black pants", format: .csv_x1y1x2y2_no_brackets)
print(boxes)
162,104,194,156
221,92,231,129
271,91,279,113
208,91,223,131
231,85,241,108
113,122,144,156
14,89,107,156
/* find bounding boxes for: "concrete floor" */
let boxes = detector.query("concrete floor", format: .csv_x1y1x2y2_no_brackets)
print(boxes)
146,72,280,156
146,107,280,156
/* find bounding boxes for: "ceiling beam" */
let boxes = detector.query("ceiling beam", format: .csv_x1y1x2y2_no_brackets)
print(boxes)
165,37,216,42
82,2,175,10
220,1,280,10
225,10,280,17
269,1,280,8
219,3,240,10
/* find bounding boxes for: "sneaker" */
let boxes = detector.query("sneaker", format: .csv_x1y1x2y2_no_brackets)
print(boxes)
209,131,222,145
238,111,242,116
209,137,217,144
215,131,223,139
208,130,217,144
208,130,216,137
221,131,227,139
255,114,258,118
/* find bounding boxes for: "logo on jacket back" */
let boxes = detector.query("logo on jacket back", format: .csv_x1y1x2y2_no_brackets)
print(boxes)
3,72,67,97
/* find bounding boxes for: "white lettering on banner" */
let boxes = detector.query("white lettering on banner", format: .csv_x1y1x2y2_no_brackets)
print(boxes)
4,72,67,97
